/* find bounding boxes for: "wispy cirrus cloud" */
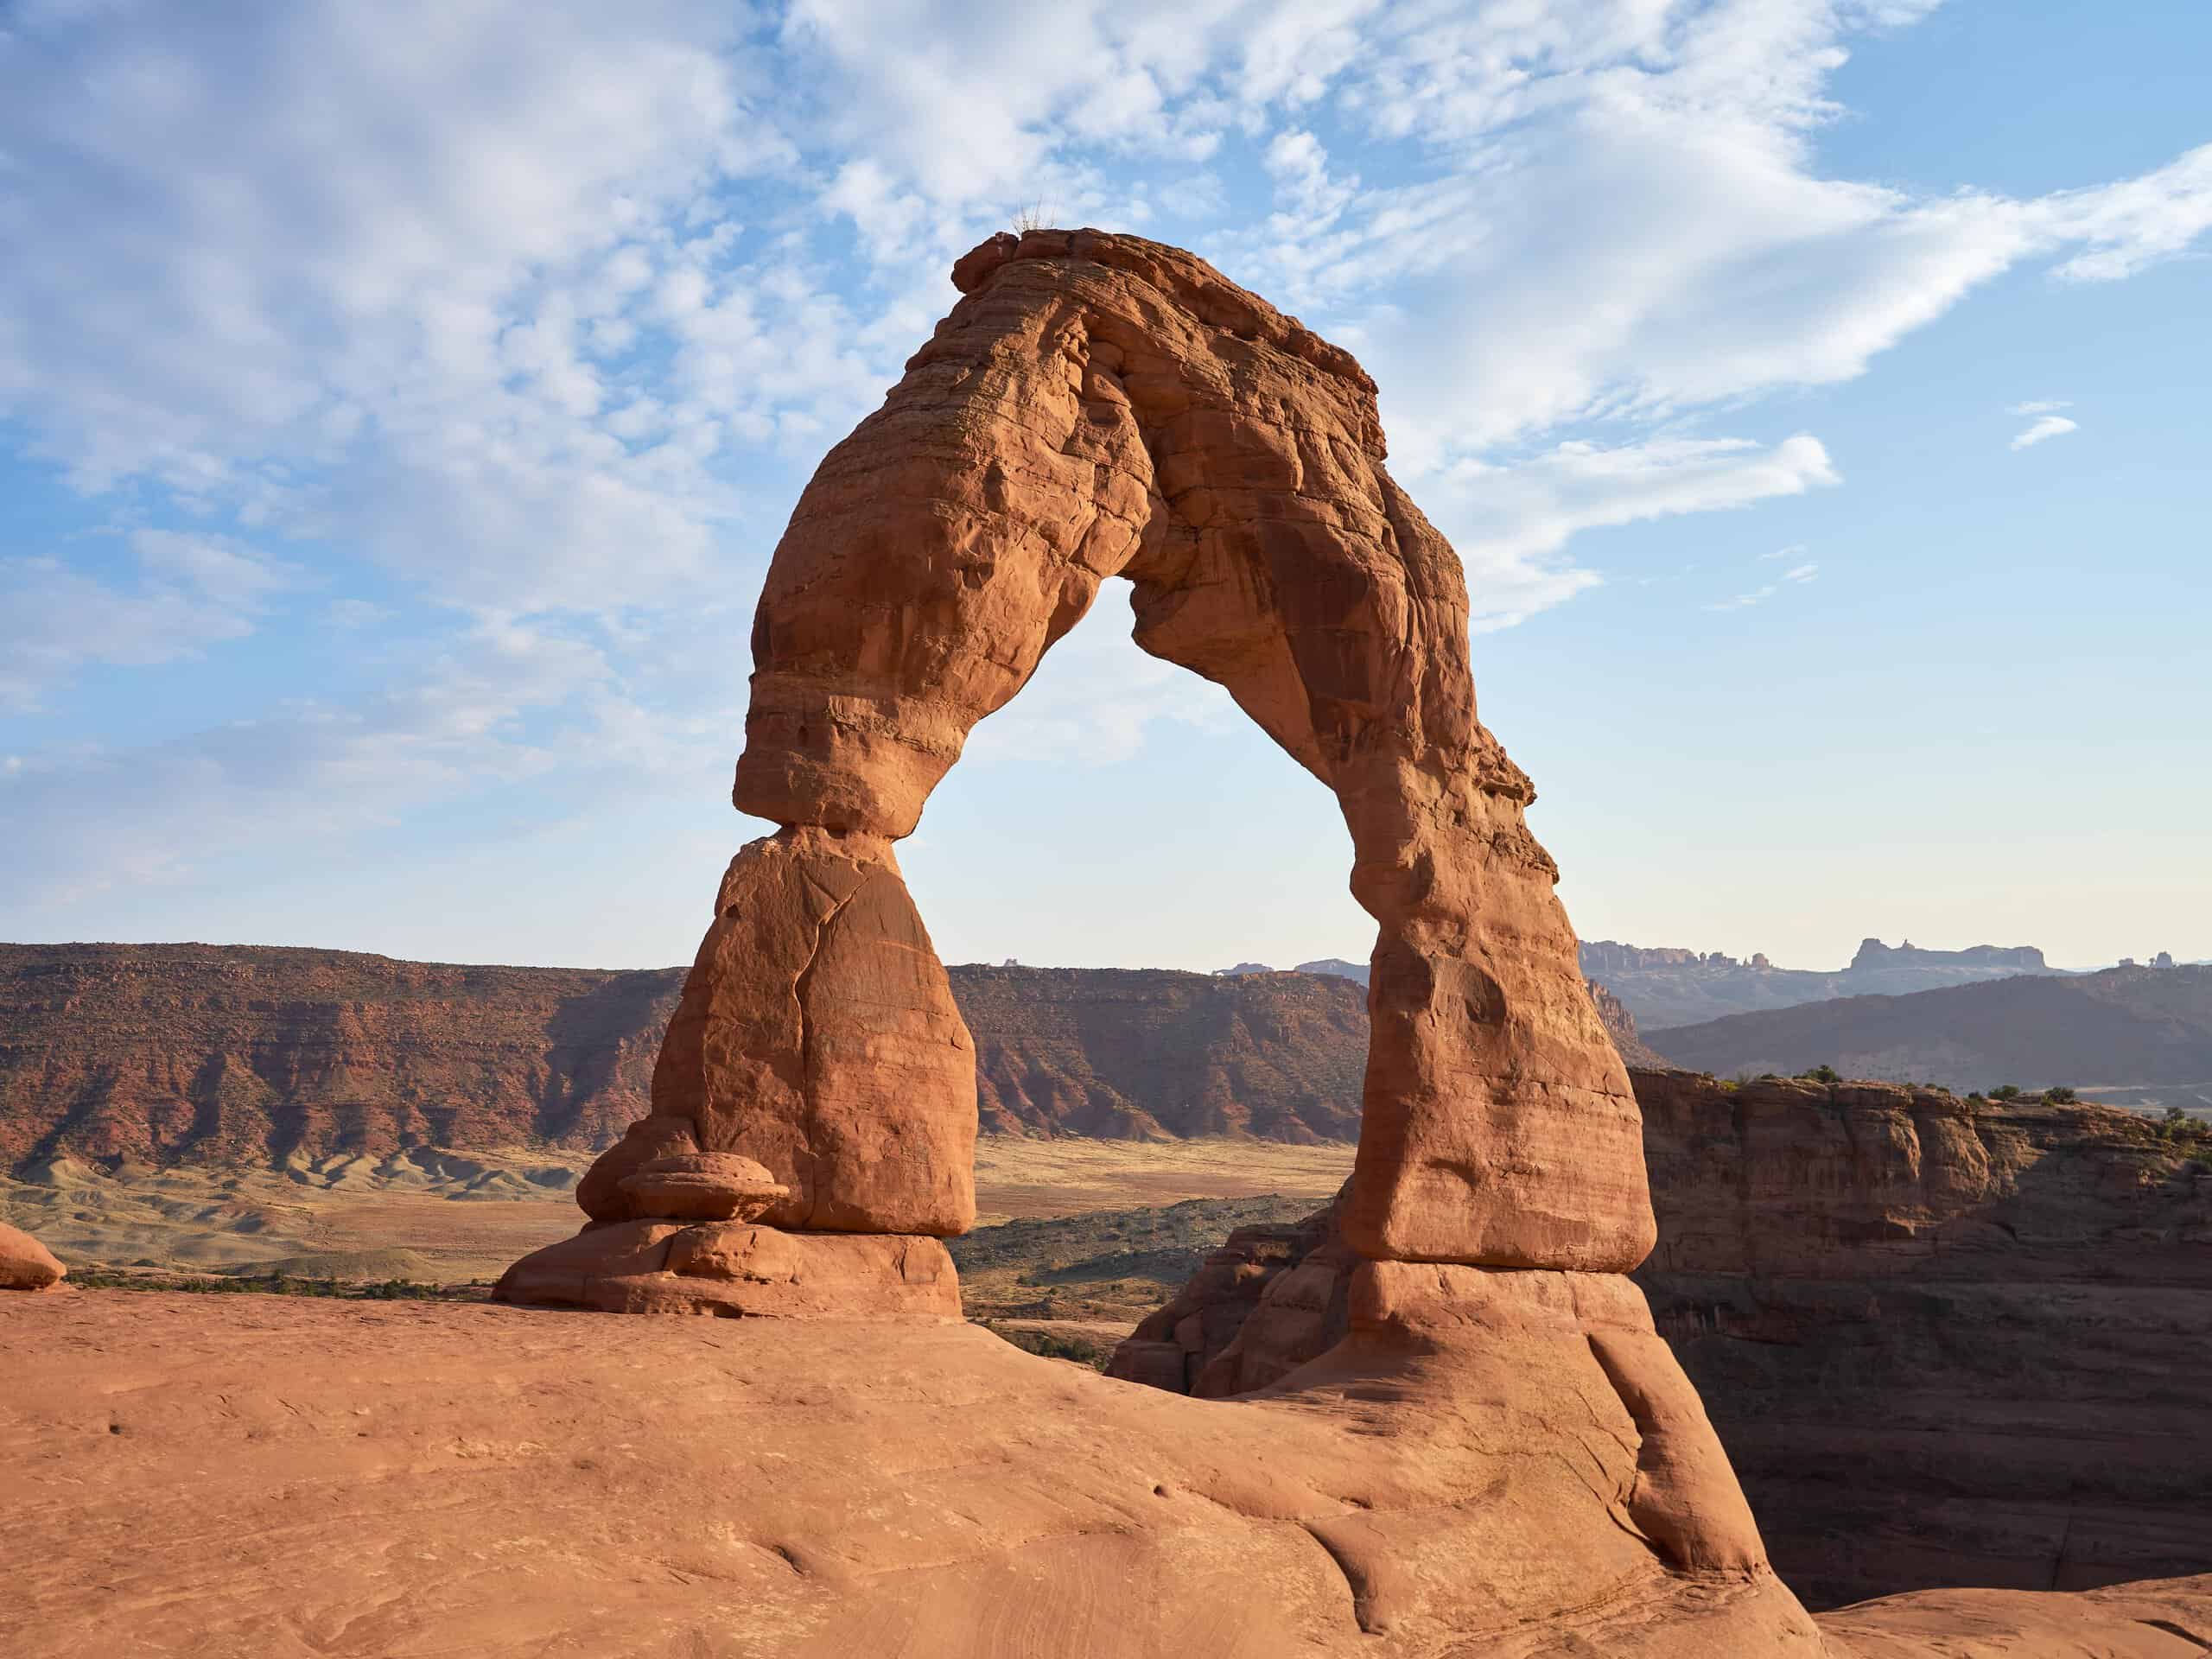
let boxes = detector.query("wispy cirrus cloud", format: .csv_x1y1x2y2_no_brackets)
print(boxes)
2011,414,2081,450
1706,556,1820,613
1433,435,1839,630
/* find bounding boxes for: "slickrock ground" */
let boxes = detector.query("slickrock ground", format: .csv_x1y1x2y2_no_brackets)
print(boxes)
0,1288,1814,1659
4,1288,2206,1658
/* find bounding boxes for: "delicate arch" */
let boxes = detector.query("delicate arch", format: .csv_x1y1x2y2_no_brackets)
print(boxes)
543,230,1653,1297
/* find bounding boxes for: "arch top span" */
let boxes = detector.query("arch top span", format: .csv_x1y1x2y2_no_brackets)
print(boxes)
501,230,1655,1315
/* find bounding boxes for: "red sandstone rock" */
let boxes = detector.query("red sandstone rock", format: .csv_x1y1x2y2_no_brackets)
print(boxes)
574,226,1651,1287
0,1220,65,1290
1635,1069,2212,1608
1107,1192,1351,1395
0,942,678,1168
493,1217,958,1320
1116,1071,2212,1609
616,1153,787,1222
641,829,976,1237
575,1112,700,1221
3,1287,2205,1656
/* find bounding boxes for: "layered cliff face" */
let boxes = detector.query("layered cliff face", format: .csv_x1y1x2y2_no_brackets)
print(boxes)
1636,1071,2212,1609
1,944,1382,1167
957,966,1365,1142
0,944,682,1168
1112,1070,2212,1609
1586,979,1669,1069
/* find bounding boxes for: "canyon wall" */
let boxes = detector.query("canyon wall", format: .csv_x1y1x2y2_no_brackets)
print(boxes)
1637,1071,2212,1608
955,966,1365,1141
3,945,1676,1164
0,944,681,1167
0,944,1383,1166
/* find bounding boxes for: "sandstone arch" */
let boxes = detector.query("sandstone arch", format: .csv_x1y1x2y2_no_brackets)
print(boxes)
499,229,1655,1313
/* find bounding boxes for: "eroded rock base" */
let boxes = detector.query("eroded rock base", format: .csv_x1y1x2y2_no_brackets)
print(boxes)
492,1217,960,1320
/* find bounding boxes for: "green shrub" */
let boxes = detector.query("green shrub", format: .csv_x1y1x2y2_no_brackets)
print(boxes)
1989,1084,2023,1101
1797,1064,1841,1085
2044,1085,2078,1103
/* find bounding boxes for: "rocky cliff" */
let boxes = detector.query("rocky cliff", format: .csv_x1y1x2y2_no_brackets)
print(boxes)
954,966,1365,1142
3,944,1700,1166
0,944,1390,1166
1111,1069,2212,1610
1635,1070,2212,1608
0,944,682,1169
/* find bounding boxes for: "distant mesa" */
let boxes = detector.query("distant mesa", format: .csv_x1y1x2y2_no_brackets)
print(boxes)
0,944,1382,1166
1211,957,1372,984
1578,934,2057,1028
1848,936,2049,972
1645,962,2212,1099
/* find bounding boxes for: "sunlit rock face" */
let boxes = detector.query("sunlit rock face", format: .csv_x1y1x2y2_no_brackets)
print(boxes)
524,227,1649,1300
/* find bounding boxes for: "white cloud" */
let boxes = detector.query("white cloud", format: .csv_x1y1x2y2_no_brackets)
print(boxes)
0,613,735,906
1220,12,2212,474
0,1,823,616
960,588,1240,768
2011,414,2080,451
1428,434,1839,629
0,531,302,712
323,598,394,630
1758,543,1809,561
3,0,2210,912
5,0,2209,633
2010,399,2071,416
2037,143,2212,283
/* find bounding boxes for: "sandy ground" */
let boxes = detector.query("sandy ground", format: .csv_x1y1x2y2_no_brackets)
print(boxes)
0,1136,1356,1282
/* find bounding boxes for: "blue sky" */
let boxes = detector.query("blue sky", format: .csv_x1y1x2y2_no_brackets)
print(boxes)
1,0,2206,975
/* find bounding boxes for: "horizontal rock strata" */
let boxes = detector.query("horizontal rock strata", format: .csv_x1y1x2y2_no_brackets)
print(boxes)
1636,1070,2212,1609
0,945,1384,1166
